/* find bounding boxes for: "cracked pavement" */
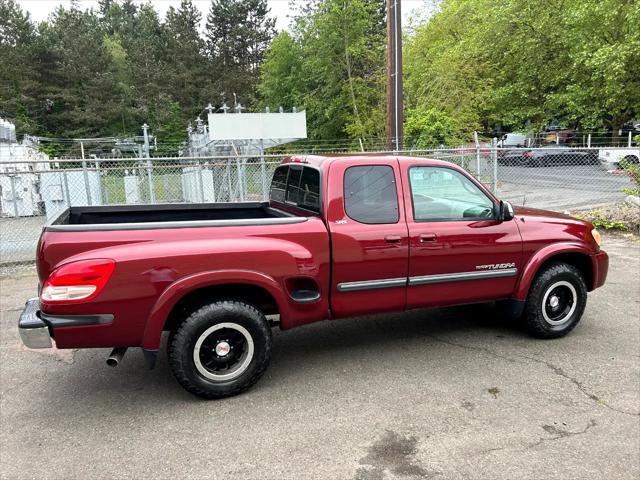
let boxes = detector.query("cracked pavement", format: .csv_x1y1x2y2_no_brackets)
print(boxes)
1,233,639,479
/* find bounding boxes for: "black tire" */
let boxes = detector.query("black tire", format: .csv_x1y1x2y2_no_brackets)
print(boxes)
523,262,587,339
168,300,272,399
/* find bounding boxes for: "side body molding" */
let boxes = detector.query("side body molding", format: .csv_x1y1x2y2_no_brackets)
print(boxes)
141,269,288,351
513,242,592,300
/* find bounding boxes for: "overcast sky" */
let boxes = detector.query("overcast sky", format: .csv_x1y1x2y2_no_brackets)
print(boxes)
18,0,432,31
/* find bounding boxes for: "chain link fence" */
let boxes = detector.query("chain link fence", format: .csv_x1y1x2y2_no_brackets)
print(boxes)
1,147,637,264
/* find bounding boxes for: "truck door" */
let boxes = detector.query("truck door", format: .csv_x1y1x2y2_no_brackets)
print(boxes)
400,163,523,309
327,158,409,318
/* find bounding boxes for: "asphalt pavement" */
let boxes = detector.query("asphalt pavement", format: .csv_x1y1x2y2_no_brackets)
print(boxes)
496,164,633,211
0,233,638,479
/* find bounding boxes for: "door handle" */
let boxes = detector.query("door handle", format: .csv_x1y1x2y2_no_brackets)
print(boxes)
419,233,437,242
385,235,402,243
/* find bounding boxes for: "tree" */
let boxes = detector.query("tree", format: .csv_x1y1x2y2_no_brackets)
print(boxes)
0,0,39,133
258,32,304,110
35,4,120,137
403,0,494,137
404,107,458,148
163,0,211,120
124,4,167,126
258,0,386,142
404,0,640,137
556,0,640,132
205,0,275,106
153,99,187,156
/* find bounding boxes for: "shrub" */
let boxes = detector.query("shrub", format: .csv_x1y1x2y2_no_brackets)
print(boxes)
621,163,640,196
575,203,640,233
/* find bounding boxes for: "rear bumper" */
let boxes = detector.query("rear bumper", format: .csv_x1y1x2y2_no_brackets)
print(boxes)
18,298,114,349
591,250,609,290
19,298,52,349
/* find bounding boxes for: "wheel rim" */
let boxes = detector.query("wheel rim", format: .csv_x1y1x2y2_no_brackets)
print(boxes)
193,323,254,381
541,281,577,326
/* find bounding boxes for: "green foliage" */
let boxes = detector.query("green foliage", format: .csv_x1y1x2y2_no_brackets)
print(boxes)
575,210,629,231
258,32,303,110
590,214,627,231
0,0,39,133
258,0,386,142
0,0,274,146
621,164,640,196
404,0,640,135
3,0,638,148
38,142,66,158
205,0,275,106
35,5,121,137
163,0,211,119
404,107,458,148
153,100,187,156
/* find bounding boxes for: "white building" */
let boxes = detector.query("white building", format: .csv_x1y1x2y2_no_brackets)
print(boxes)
0,120,51,217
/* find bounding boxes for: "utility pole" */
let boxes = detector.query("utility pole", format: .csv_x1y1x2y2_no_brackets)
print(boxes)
386,0,403,152
142,123,155,203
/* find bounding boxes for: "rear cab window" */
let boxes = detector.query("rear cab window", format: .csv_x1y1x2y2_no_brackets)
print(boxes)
270,165,321,214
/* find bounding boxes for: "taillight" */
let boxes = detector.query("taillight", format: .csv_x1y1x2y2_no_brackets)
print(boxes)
41,259,115,304
523,151,533,157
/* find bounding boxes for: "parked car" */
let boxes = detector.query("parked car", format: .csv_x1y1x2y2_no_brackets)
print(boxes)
19,155,608,399
598,148,640,169
499,145,599,166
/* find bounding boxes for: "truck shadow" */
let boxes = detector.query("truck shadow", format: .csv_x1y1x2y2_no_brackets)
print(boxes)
36,302,524,409
268,302,523,373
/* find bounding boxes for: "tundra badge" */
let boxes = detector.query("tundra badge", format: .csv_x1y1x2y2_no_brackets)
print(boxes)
475,263,516,270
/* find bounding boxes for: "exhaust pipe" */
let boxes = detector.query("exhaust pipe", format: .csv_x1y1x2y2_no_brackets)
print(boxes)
106,347,127,367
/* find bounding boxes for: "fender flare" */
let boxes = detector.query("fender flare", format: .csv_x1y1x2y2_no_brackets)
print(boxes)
141,269,289,350
514,242,592,300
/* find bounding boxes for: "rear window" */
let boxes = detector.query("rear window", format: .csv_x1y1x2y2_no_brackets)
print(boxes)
270,165,320,213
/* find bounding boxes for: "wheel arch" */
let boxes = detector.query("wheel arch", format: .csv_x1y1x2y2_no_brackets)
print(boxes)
141,270,288,351
514,245,593,301
164,283,280,333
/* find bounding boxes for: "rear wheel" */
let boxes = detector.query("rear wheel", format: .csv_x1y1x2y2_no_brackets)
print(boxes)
523,262,587,339
168,300,272,399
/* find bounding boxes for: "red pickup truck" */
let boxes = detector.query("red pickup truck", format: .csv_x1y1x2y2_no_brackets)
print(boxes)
19,155,608,398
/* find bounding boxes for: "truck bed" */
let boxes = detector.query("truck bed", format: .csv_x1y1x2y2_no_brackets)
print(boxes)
46,202,304,232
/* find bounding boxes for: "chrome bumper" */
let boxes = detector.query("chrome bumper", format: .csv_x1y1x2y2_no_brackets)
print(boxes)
18,298,52,349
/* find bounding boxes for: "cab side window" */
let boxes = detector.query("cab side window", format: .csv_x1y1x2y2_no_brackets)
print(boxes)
409,166,495,221
344,165,399,224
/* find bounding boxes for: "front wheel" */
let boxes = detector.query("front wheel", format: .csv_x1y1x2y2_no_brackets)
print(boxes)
168,300,272,399
523,262,587,339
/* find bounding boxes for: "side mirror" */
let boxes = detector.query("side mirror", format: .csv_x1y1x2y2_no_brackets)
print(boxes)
500,200,515,221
